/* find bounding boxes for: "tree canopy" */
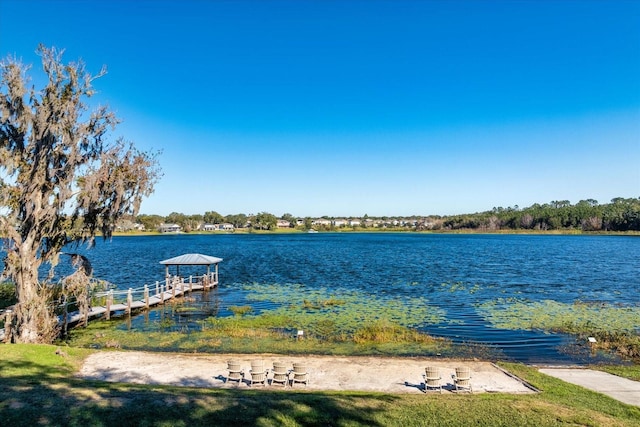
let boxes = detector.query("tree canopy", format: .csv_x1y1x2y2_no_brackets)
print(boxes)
0,46,161,343
253,212,278,230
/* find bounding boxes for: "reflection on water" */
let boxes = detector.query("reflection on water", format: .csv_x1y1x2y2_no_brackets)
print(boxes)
6,233,638,364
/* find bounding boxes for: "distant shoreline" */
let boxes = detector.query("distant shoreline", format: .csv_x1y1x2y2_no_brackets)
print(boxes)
112,229,640,237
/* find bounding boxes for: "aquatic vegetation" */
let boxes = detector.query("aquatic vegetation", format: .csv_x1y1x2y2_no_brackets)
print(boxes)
477,299,640,359
157,318,175,329
588,330,640,359
441,281,466,292
353,319,437,345
181,283,451,351
228,305,253,316
67,302,489,357
477,299,640,334
439,281,482,294
175,306,199,313
302,296,346,309
240,282,446,336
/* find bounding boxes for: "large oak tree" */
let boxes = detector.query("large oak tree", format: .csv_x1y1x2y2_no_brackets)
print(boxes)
0,46,161,343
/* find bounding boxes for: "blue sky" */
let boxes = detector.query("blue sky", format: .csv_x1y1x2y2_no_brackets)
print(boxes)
1,0,639,217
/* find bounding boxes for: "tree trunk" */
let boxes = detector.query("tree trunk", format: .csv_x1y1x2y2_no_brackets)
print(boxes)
12,243,58,343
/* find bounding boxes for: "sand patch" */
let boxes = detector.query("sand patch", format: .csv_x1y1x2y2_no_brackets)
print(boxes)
79,351,536,394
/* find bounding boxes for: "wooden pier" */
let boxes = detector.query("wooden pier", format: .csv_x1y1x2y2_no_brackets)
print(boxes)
61,272,219,326
1,253,223,342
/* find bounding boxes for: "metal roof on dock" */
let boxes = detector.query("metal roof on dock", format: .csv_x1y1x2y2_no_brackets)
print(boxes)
159,253,223,265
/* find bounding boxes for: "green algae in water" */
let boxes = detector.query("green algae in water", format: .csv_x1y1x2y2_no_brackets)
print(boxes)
238,282,446,336
477,299,640,335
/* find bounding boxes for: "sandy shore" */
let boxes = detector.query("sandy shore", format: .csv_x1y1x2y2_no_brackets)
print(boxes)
79,351,536,394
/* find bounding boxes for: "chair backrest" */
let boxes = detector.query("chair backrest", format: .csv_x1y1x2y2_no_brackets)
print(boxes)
292,363,308,379
273,362,288,375
291,362,309,385
455,367,471,380
425,366,440,380
227,360,243,381
454,366,472,392
251,360,265,374
293,363,307,374
227,360,242,373
271,362,289,385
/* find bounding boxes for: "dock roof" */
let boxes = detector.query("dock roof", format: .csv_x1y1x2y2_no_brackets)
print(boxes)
159,253,223,265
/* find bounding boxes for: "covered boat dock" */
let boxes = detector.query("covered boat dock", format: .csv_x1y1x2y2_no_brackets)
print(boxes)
66,253,222,325
160,253,223,283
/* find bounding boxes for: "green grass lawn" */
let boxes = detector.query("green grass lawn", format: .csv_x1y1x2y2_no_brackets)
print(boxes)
1,344,639,426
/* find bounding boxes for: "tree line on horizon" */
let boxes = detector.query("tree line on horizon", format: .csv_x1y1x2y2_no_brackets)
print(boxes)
439,197,640,232
133,197,640,232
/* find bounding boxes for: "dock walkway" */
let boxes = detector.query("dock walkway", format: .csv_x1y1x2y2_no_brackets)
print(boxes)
61,273,218,325
1,272,218,341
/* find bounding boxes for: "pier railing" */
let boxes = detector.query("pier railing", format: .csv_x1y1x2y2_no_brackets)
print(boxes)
1,271,219,342
87,271,218,318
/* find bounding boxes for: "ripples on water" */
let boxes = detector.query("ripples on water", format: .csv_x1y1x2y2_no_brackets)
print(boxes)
6,233,639,364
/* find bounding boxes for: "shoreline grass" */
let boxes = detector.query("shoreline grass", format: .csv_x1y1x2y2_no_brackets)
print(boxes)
65,318,464,358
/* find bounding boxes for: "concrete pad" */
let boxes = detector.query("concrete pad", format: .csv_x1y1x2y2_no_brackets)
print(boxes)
539,368,640,407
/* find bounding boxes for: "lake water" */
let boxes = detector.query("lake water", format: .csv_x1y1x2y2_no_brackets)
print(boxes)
17,233,640,364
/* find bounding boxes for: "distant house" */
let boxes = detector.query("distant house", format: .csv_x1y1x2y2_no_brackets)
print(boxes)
203,223,234,231
277,220,291,228
116,219,145,232
312,219,332,227
333,219,347,227
159,223,182,233
348,219,361,227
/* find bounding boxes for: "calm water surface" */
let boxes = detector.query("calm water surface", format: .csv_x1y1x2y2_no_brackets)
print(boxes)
31,233,640,364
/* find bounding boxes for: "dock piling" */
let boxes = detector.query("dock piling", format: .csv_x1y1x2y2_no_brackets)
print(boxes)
127,288,132,314
106,290,112,320
83,296,89,327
